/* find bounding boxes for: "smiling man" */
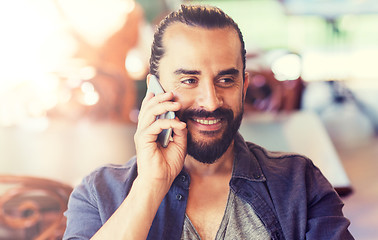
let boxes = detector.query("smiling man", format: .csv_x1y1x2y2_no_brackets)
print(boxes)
161,23,246,165
64,5,354,240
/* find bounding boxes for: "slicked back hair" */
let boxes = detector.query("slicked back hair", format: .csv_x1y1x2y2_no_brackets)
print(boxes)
149,5,246,81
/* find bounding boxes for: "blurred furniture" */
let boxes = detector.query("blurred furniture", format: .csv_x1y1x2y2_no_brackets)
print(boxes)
245,69,304,112
0,175,73,240
239,111,352,197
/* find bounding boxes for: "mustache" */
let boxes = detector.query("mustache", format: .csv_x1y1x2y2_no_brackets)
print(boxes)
179,108,234,122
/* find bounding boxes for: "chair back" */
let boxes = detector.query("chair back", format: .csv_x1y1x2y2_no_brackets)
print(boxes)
0,175,73,240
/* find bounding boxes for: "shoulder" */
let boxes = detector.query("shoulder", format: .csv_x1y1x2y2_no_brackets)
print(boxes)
71,157,138,210
85,157,137,196
246,141,338,203
243,142,351,239
87,157,138,187
245,141,334,196
246,141,315,172
64,157,139,238
233,134,319,183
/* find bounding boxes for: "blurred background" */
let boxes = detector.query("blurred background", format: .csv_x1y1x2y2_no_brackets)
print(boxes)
0,0,377,239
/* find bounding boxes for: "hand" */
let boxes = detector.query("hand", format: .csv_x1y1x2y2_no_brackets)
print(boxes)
134,91,187,191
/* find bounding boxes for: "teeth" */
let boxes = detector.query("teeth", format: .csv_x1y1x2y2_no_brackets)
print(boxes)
194,119,220,125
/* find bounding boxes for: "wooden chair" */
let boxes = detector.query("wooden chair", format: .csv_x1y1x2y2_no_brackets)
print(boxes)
0,175,73,240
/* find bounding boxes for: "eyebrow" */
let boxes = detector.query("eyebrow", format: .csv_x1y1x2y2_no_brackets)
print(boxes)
173,68,239,77
217,68,239,77
174,69,201,75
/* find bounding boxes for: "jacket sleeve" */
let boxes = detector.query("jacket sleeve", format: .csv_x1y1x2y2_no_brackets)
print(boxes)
63,174,102,240
305,160,354,240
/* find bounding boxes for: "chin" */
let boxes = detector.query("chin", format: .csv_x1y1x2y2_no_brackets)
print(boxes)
184,107,244,164
187,130,233,164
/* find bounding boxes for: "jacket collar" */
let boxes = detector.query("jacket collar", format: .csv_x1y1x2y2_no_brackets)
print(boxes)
232,132,266,182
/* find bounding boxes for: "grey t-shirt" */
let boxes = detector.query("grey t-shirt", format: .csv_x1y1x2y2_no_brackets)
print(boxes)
181,190,271,240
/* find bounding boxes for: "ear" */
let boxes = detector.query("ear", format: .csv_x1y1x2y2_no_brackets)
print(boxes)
243,71,250,100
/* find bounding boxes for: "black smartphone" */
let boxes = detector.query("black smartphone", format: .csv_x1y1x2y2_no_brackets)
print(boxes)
147,75,175,147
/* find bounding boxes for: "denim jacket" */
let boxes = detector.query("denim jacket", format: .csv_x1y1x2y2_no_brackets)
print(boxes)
64,133,354,240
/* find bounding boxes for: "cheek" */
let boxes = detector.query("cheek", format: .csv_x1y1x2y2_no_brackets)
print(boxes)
225,91,243,106
173,89,195,109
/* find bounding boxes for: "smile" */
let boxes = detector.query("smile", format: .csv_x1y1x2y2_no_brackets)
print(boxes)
193,118,221,125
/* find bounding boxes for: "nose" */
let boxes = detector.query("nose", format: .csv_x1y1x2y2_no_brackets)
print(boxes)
196,81,223,111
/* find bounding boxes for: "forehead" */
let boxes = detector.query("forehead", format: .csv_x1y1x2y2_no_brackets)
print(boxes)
159,22,242,72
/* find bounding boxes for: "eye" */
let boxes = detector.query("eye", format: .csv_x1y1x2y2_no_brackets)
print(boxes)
216,77,235,87
181,78,198,86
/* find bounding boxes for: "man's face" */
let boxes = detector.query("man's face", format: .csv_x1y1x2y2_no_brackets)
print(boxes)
156,23,249,163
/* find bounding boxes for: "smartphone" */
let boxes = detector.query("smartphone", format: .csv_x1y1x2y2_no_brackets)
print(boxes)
147,75,175,147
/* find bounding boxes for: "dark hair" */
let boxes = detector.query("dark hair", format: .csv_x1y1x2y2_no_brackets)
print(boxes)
149,5,246,80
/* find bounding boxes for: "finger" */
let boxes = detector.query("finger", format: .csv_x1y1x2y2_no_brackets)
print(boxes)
140,91,174,111
165,124,187,163
172,122,187,137
135,118,185,146
139,91,174,119
138,97,181,129
137,103,181,132
148,118,186,136
171,123,187,147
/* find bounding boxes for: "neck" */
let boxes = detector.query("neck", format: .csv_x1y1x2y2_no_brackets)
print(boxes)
184,141,235,177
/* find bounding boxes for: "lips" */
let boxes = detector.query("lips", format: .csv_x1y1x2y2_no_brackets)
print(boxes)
179,108,233,132
190,117,223,133
192,118,221,125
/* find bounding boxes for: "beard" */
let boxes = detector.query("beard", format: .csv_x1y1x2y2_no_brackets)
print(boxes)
179,107,244,164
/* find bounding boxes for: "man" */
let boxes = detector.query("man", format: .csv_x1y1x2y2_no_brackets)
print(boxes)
64,5,354,240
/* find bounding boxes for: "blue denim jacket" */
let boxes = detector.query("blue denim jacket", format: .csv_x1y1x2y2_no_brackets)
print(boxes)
64,133,353,240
